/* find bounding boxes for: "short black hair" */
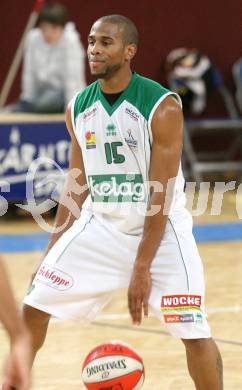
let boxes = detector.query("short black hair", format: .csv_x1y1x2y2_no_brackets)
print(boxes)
38,3,68,27
96,14,139,45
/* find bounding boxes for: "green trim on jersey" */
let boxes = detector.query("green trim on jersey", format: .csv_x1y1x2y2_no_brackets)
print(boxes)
73,73,175,123
74,81,100,123
124,74,172,121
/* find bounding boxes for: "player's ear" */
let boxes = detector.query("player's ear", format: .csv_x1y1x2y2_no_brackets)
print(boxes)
125,43,137,61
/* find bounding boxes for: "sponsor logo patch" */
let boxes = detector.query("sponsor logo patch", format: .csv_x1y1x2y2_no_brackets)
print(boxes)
195,313,204,323
106,124,117,136
125,129,138,149
36,265,73,290
161,295,202,312
164,313,195,323
83,106,98,121
88,174,145,202
125,107,139,122
85,131,96,149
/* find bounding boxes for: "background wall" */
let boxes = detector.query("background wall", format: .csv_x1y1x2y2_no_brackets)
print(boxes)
0,0,240,115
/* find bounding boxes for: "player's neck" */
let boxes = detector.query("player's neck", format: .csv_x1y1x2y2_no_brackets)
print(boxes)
99,68,132,94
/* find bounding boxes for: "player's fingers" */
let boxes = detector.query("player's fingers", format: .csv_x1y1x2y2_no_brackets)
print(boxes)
143,299,149,318
128,293,135,321
127,290,133,313
134,297,142,325
128,292,141,324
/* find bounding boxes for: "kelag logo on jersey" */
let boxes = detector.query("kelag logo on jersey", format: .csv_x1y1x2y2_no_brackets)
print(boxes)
85,131,96,149
88,174,146,202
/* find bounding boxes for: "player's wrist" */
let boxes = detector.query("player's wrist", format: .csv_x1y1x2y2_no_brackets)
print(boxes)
133,258,151,272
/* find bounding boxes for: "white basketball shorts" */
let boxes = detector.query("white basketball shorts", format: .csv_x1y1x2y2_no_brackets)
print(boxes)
24,209,211,339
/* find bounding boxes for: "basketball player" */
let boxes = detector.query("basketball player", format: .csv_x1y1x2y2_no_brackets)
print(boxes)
19,15,223,389
0,256,30,390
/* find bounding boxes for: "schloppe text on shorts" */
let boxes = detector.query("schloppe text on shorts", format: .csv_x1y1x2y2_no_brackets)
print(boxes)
35,265,73,291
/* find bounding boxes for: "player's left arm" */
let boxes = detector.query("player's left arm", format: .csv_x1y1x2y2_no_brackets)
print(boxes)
128,95,183,325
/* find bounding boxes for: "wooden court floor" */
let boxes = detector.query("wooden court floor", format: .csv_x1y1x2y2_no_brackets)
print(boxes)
0,194,242,389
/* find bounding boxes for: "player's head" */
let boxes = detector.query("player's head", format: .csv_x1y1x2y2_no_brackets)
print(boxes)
37,3,68,44
88,15,139,79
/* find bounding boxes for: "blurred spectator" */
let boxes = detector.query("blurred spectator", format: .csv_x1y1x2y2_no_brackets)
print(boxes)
13,3,86,113
165,48,215,115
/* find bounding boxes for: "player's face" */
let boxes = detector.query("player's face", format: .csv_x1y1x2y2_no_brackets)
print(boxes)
88,21,130,79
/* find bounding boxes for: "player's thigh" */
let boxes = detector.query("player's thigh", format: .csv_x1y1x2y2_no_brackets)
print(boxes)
149,212,210,339
24,212,135,320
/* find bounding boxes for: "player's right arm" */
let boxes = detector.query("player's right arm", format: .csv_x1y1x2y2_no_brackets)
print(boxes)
44,103,89,255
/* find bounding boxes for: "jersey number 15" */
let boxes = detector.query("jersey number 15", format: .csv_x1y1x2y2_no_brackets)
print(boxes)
104,142,125,164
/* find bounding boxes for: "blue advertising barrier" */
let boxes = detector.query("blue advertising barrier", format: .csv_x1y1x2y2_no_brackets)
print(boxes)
0,114,70,201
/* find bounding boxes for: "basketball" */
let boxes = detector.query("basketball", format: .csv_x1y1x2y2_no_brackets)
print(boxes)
82,341,145,390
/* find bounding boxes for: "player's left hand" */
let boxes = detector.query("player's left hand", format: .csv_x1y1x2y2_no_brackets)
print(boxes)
128,265,151,325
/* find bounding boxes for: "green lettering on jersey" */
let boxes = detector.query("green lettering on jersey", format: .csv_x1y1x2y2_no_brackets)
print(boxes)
104,143,112,164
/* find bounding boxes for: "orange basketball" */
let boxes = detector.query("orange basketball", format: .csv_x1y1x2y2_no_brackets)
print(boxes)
82,341,145,390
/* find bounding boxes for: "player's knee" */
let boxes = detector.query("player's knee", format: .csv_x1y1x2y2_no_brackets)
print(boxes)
23,303,50,327
181,337,213,354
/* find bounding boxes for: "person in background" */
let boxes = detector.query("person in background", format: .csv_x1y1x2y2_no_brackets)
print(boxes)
0,256,31,390
13,2,86,114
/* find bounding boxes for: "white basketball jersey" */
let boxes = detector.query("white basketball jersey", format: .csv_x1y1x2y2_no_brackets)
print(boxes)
71,73,186,234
